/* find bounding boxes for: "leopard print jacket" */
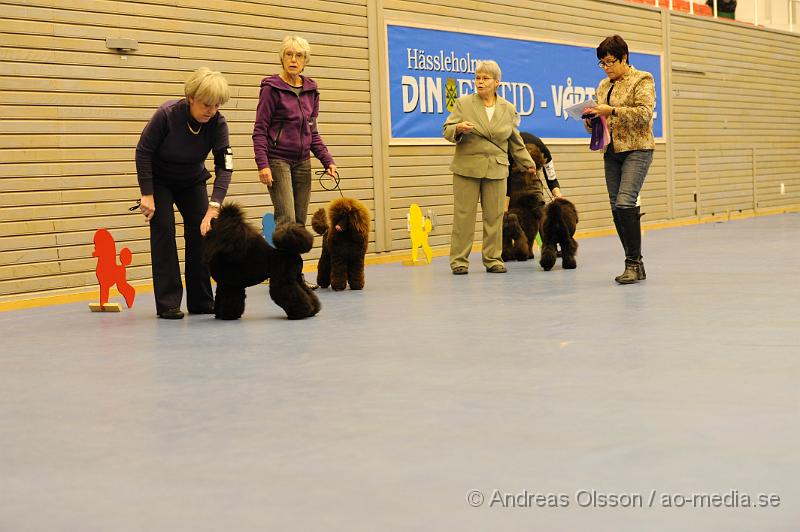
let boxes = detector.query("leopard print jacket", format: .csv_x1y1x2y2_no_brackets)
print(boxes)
596,66,656,153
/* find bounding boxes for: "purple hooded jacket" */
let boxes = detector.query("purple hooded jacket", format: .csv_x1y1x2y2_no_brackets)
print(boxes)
252,74,335,170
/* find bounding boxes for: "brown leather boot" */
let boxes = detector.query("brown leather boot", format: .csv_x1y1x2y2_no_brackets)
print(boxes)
615,258,642,284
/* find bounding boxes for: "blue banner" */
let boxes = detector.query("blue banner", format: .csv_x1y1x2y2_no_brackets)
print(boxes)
387,24,663,141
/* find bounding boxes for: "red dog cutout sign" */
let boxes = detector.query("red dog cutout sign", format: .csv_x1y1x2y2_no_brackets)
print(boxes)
90,228,135,311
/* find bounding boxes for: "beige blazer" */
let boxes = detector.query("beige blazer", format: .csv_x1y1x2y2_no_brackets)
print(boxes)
593,66,656,153
443,93,534,179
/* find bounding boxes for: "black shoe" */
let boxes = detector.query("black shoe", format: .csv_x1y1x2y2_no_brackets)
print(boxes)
486,264,507,273
615,259,641,285
452,266,469,275
300,274,319,290
158,308,185,319
188,303,215,315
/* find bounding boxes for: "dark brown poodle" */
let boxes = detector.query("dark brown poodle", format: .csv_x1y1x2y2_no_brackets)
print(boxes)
502,212,530,262
312,197,371,291
539,198,579,271
504,142,546,260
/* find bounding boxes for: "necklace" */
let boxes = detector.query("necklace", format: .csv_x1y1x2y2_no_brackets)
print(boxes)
187,122,202,135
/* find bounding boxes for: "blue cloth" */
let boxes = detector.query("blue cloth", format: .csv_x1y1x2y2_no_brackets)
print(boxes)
261,213,276,246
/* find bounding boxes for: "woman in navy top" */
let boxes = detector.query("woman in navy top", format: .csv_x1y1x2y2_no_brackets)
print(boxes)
135,67,233,319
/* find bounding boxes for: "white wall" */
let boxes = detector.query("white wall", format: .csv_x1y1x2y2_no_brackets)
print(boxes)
737,0,799,31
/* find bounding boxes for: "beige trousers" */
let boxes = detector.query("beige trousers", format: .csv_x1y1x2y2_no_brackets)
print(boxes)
449,173,506,270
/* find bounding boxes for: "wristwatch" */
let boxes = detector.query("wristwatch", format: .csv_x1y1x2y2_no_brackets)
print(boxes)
208,201,221,209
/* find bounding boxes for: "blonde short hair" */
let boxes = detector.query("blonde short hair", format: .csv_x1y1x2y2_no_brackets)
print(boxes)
184,67,230,106
279,35,311,64
475,60,502,82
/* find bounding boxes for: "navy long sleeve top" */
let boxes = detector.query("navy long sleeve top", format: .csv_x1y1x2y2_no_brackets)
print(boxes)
135,99,233,203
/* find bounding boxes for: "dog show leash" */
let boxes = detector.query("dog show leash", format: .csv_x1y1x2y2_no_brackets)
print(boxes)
316,168,344,198
129,167,345,214
540,175,554,201
469,128,550,198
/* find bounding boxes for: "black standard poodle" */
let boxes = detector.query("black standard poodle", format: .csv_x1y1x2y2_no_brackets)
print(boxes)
311,197,371,291
539,197,579,271
503,142,546,261
202,203,321,320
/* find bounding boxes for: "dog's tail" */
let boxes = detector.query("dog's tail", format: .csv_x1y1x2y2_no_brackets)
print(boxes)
203,203,257,263
552,197,579,225
544,198,577,233
311,208,329,236
273,223,314,254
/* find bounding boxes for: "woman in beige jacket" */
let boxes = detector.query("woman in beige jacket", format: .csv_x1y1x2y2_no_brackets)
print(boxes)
586,35,656,284
443,60,536,275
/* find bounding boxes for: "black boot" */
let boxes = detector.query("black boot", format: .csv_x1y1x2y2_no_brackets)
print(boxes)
615,207,645,284
611,208,627,256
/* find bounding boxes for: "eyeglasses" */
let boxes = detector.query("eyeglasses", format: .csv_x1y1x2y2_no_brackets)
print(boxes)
284,51,306,61
475,76,495,82
598,59,619,68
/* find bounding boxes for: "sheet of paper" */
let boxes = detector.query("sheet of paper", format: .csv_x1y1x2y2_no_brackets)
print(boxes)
564,97,598,121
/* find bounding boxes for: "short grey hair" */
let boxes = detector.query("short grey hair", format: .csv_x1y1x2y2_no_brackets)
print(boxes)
475,60,502,82
279,35,311,64
184,67,230,106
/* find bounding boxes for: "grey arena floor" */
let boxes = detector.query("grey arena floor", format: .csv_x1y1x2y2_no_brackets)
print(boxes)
1,212,799,532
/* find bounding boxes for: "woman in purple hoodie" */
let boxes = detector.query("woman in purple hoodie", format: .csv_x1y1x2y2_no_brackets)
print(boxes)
253,35,337,231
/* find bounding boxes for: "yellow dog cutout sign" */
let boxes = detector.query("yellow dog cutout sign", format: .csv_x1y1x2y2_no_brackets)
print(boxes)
405,203,433,265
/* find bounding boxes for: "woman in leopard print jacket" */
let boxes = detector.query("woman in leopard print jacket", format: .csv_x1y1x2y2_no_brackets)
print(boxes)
586,35,655,285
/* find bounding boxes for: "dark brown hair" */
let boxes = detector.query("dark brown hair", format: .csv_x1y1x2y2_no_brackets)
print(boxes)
597,35,629,63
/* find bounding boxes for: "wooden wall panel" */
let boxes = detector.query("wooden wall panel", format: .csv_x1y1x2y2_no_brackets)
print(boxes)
669,13,800,217
0,0,370,300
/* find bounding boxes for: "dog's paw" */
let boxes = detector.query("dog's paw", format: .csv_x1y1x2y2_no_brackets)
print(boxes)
214,313,242,320
539,251,556,271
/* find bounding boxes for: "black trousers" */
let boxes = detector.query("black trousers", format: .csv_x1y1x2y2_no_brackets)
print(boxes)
149,180,213,314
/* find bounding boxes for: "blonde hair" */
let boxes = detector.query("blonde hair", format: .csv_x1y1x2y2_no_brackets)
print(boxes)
184,67,230,106
279,35,312,65
475,60,502,82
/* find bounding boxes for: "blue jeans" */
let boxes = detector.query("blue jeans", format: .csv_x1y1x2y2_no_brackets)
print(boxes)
268,158,312,226
603,148,654,209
